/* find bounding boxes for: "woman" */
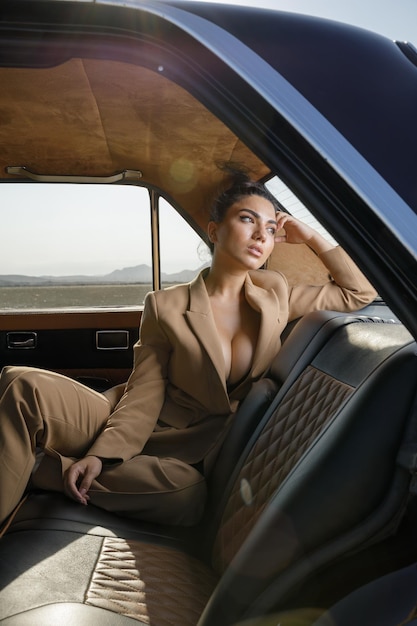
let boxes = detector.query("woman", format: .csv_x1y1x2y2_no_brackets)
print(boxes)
0,172,376,527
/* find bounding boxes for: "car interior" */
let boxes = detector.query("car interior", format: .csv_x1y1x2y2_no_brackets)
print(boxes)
1,2,417,625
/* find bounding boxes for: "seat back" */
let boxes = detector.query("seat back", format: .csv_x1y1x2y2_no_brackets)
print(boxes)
199,314,417,626
206,310,362,511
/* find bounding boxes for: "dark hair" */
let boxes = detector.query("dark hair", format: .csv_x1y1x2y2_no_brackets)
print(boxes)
209,164,280,224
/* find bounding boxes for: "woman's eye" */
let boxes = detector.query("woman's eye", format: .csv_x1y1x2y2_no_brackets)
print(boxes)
240,215,253,223
267,227,277,235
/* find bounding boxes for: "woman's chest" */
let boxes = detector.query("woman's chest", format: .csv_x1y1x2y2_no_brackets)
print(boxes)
210,298,260,385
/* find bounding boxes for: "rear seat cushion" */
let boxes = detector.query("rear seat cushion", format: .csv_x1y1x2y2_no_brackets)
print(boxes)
0,526,218,626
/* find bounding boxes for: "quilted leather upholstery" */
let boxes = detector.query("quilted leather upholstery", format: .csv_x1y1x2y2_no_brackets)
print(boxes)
86,537,218,626
212,366,353,572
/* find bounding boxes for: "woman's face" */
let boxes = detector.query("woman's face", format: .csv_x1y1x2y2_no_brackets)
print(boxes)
208,194,277,270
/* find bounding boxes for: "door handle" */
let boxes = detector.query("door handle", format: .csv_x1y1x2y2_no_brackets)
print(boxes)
7,332,37,349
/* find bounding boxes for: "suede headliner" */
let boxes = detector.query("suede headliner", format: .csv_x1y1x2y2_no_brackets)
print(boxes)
0,57,328,284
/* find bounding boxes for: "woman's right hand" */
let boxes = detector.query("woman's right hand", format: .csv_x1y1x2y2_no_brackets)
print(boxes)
275,211,335,254
64,455,103,506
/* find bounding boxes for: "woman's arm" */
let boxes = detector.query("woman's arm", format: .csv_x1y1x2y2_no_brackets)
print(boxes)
274,212,377,319
86,291,171,462
64,291,171,504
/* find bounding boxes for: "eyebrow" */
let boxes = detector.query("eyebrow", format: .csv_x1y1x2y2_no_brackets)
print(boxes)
239,208,277,225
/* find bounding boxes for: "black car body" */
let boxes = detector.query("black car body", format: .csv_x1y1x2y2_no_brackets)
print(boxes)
0,1,417,624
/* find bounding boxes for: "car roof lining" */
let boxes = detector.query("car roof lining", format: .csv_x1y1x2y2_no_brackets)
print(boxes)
0,55,334,286
0,57,269,231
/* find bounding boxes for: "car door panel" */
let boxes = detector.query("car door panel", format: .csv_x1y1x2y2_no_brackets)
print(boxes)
0,310,141,390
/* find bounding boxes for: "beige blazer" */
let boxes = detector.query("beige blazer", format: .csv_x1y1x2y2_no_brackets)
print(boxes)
88,247,376,467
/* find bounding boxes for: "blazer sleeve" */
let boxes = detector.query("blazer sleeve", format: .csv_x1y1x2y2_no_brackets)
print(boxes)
287,246,377,321
87,291,170,462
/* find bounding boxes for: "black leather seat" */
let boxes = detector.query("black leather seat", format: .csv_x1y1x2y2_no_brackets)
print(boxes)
1,311,416,626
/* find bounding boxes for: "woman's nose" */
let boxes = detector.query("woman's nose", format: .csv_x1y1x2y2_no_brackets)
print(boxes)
254,225,267,241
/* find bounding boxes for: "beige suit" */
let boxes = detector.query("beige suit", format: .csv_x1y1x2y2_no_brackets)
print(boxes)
0,247,376,526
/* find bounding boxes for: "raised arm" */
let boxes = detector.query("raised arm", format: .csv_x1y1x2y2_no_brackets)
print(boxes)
274,211,377,319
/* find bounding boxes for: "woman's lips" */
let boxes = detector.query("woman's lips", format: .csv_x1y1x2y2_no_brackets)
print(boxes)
248,245,263,258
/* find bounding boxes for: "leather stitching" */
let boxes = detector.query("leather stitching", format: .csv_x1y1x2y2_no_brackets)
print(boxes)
213,366,353,572
85,537,218,626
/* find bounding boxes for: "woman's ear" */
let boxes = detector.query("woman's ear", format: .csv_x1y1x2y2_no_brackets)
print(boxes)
207,221,218,243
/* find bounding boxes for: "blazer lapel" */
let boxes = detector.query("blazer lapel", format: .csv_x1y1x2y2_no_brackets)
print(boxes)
184,270,283,400
244,273,282,379
185,271,228,389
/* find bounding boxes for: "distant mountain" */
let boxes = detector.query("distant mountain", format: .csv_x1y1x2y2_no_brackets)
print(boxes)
0,264,208,287
102,264,206,284
104,264,152,283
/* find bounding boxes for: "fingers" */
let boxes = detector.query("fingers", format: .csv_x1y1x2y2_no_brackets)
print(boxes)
64,456,103,506
275,211,298,244
274,211,315,245
64,462,88,505
275,211,290,231
274,234,287,244
275,211,288,243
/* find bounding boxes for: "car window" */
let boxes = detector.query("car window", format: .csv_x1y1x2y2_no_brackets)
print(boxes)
0,184,212,312
159,197,209,289
0,183,153,310
266,176,338,245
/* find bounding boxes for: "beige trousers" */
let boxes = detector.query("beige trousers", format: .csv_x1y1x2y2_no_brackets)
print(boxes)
0,366,206,526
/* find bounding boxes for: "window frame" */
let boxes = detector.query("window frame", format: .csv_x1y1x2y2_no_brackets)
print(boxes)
0,180,207,312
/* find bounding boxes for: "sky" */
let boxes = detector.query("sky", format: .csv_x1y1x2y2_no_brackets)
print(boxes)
0,185,207,276
201,0,417,43
1,0,416,277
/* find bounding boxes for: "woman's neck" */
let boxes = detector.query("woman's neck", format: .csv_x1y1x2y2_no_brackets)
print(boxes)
203,265,248,300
